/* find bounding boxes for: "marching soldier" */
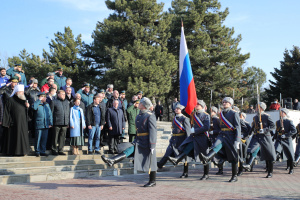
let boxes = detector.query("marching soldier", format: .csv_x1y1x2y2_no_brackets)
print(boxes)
238,112,252,176
243,102,276,178
201,97,241,182
157,104,191,178
101,97,157,187
209,106,223,175
274,108,297,174
294,122,300,167
168,100,211,180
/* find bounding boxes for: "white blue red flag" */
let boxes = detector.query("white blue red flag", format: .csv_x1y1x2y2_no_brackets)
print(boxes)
179,23,197,115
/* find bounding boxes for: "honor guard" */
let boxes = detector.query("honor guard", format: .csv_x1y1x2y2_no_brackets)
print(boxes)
243,102,276,178
201,97,241,182
157,104,191,178
238,112,252,176
294,122,300,167
274,108,297,174
168,100,211,180
101,97,157,187
209,106,223,175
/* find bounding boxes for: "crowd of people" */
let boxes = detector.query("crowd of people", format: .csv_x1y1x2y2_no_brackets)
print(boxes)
0,64,163,157
1,64,300,187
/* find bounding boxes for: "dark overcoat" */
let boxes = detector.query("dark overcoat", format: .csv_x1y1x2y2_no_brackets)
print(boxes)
274,118,296,161
134,110,157,172
247,112,276,161
211,109,241,163
106,107,125,136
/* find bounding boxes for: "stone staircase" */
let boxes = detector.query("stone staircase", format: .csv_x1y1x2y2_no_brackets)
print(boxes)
0,121,185,185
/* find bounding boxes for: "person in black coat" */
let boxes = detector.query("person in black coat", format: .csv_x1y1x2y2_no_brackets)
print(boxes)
274,108,297,174
106,99,125,154
106,90,127,121
155,100,163,121
50,90,70,155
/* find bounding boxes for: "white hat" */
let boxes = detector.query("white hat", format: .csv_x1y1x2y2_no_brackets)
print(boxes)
140,97,152,109
10,84,24,97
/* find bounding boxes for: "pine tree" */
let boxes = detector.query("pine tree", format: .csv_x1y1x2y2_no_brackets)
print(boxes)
167,0,250,105
43,26,97,89
85,0,177,99
265,46,300,105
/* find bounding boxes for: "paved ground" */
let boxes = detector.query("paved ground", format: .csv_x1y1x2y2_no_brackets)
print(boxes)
0,162,299,200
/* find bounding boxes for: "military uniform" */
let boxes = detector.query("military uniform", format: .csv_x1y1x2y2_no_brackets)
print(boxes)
6,66,27,85
201,97,241,182
274,116,296,173
294,123,300,166
134,109,157,172
157,113,191,168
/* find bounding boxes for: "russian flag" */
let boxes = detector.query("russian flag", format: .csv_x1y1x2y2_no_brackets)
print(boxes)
179,23,197,115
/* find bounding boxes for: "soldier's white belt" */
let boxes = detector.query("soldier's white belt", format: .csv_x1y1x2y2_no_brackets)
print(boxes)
137,132,149,136
172,133,185,137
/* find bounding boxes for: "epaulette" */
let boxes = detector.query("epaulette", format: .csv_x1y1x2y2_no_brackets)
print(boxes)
262,112,270,116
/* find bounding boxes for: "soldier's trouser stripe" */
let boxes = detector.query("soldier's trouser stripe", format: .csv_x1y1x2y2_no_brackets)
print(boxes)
213,143,223,153
123,146,135,157
183,142,194,155
252,146,260,158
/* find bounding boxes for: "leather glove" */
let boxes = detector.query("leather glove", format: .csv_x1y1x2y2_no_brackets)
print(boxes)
281,135,286,139
209,131,213,135
234,141,240,149
190,127,195,133
151,148,154,154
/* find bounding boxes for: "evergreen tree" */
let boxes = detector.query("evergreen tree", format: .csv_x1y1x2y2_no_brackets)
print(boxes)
43,26,98,89
85,0,177,99
167,0,250,105
265,46,300,105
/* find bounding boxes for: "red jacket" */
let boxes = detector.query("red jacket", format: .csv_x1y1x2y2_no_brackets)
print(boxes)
41,83,50,93
269,103,280,110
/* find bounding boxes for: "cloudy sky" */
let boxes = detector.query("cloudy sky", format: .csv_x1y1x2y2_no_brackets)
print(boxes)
1,0,300,88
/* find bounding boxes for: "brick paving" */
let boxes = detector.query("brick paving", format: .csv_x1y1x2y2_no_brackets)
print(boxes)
0,162,299,200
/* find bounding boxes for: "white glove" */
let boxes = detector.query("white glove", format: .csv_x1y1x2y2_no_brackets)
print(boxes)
281,135,286,139
190,127,195,133
259,129,264,134
151,148,154,154
234,141,240,149
209,131,213,135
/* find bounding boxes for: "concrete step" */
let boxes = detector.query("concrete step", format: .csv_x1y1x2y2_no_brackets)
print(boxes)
0,167,135,185
0,162,133,175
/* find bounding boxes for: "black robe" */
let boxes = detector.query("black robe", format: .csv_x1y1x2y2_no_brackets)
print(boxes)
1,95,30,156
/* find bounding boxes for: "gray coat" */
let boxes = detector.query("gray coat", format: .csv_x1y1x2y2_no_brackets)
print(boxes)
248,113,276,161
163,115,191,158
180,111,210,160
274,118,296,161
134,110,157,172
211,109,241,163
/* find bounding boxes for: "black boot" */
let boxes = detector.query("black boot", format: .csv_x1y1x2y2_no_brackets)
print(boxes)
243,155,255,172
294,154,300,167
180,163,189,178
285,161,289,171
216,163,223,175
144,171,156,187
229,162,238,182
237,163,243,176
288,160,294,174
201,150,216,165
265,161,269,172
266,161,273,178
168,153,186,166
200,165,209,180
157,157,168,169
101,153,126,167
